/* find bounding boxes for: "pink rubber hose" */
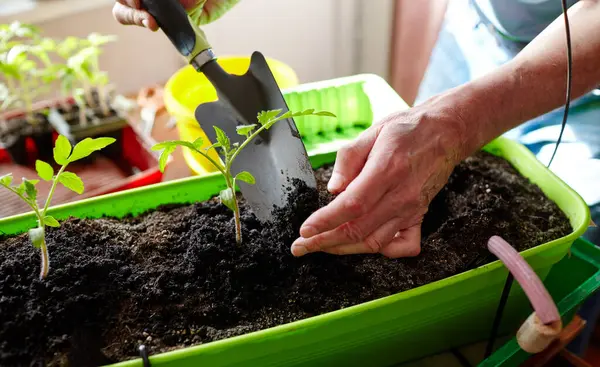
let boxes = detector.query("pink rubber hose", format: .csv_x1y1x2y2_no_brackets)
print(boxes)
487,236,561,325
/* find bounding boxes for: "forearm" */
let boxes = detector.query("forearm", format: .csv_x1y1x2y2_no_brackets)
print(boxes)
429,0,600,159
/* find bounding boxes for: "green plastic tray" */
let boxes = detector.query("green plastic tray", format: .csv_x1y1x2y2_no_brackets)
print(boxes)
0,75,590,366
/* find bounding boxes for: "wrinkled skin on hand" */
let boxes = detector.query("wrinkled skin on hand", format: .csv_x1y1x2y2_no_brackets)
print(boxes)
291,105,465,258
113,0,240,30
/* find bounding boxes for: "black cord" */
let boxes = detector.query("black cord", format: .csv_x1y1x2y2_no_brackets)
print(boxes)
484,273,514,359
139,345,151,367
451,348,474,367
547,0,573,167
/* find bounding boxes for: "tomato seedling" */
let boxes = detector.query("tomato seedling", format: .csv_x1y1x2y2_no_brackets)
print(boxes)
152,108,335,245
0,135,115,279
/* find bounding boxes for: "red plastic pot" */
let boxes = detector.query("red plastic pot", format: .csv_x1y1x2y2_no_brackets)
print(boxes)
0,97,170,218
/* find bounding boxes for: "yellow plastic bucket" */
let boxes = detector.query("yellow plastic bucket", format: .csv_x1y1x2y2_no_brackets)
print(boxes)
163,56,300,176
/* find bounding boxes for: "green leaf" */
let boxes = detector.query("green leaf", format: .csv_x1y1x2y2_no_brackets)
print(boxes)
235,171,256,185
0,174,13,187
152,140,195,152
213,126,230,151
53,135,72,165
24,180,37,201
35,160,54,181
158,145,175,173
219,188,236,212
14,181,26,195
204,142,221,152
69,137,116,163
28,227,45,249
257,110,282,125
236,124,257,137
44,216,60,228
314,111,337,117
58,172,84,194
192,137,204,150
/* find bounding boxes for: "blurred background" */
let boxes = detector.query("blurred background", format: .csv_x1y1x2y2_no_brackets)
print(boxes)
0,0,445,105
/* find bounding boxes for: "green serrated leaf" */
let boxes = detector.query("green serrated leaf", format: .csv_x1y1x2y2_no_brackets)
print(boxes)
53,135,72,165
152,140,195,151
236,124,257,137
158,145,175,173
69,137,116,163
58,172,84,194
235,171,256,185
14,180,27,195
300,108,315,116
257,110,282,125
192,137,204,149
151,141,176,151
35,160,54,181
0,174,13,187
315,111,337,117
219,188,236,212
205,142,221,152
28,227,45,249
263,117,284,130
24,180,37,201
213,126,230,151
44,216,60,228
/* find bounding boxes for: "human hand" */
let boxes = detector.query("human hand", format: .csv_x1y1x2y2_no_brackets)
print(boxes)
113,0,239,31
290,103,467,258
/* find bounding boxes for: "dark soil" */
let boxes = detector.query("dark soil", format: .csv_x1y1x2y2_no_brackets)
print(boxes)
0,152,572,366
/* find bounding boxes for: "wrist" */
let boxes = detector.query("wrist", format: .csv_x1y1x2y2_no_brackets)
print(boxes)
413,92,474,166
417,63,524,161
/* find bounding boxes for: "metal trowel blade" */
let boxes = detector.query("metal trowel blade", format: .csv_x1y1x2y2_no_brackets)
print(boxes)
195,51,316,223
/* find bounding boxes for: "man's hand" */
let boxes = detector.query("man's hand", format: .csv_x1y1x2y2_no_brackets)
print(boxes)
113,0,238,31
292,0,600,259
291,103,466,258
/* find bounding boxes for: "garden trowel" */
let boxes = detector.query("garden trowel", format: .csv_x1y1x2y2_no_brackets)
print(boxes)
141,0,316,222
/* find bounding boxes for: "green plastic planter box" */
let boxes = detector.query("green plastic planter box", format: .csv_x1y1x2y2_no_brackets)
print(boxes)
0,75,590,366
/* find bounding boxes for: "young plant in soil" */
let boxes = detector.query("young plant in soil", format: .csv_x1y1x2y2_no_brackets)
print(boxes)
0,135,115,279
152,108,335,245
66,33,117,119
0,34,57,125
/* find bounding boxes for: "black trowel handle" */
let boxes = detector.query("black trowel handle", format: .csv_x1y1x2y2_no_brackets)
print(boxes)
141,0,212,66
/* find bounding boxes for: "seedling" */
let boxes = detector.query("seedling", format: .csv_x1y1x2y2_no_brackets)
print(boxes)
66,33,117,117
0,36,55,124
0,135,115,279
0,21,40,53
152,109,335,245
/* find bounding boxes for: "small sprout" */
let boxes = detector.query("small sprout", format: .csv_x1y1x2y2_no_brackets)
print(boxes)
0,135,116,279
152,108,335,245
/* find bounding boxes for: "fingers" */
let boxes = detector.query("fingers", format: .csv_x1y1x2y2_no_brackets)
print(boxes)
296,216,403,256
327,126,380,194
117,0,141,8
379,224,421,258
113,2,158,30
291,220,422,258
291,190,422,255
299,143,395,239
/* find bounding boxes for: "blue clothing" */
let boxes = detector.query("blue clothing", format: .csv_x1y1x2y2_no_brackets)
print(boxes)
473,0,579,42
415,0,600,209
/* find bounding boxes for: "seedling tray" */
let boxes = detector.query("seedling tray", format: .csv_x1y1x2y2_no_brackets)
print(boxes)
0,128,589,366
0,97,166,218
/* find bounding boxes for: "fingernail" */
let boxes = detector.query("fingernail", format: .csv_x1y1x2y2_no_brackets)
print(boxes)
327,173,343,193
142,19,150,28
291,243,308,257
300,225,318,238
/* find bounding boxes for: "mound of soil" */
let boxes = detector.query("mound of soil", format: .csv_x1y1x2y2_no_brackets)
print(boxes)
0,152,572,365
